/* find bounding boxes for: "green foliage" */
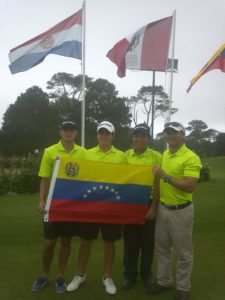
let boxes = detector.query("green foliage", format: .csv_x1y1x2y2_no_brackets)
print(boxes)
0,72,224,157
0,154,41,194
127,85,178,127
85,78,132,148
0,169,9,195
1,73,132,154
213,132,225,156
154,120,224,157
47,73,92,100
2,86,53,155
185,120,219,157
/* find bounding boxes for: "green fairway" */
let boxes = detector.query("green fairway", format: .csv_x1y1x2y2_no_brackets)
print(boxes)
0,156,225,300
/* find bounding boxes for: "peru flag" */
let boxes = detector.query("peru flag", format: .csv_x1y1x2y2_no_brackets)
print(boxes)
106,16,173,77
9,9,82,74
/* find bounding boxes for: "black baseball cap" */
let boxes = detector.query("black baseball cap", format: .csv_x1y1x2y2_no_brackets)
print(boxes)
133,123,150,136
59,120,77,130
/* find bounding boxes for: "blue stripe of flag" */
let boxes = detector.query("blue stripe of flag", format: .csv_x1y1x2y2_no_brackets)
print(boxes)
52,178,151,205
9,41,82,74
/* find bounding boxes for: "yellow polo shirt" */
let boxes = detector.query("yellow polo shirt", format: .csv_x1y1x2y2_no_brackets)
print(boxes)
126,148,162,200
126,148,162,166
160,144,202,205
39,140,86,178
86,145,126,163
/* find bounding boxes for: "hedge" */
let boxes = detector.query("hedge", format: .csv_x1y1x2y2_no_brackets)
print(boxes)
0,154,41,195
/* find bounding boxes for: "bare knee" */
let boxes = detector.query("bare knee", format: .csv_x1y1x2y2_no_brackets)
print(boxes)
80,239,93,248
104,241,114,250
60,237,71,248
43,239,57,253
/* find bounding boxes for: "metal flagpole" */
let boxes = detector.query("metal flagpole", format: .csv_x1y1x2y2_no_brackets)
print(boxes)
81,0,86,146
167,10,176,123
151,71,156,142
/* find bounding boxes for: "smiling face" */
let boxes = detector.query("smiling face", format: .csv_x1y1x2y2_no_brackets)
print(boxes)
164,128,185,148
97,128,114,148
60,128,77,143
132,131,149,154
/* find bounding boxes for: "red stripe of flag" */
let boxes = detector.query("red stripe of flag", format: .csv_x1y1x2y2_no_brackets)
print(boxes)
48,199,148,224
10,9,82,52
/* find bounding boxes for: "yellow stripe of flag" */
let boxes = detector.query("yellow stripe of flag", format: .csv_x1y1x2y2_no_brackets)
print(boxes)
57,157,153,186
187,43,225,92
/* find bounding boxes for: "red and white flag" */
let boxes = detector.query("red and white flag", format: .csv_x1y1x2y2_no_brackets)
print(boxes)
106,16,173,77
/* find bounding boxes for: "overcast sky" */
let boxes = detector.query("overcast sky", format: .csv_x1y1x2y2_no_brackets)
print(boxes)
1,0,225,135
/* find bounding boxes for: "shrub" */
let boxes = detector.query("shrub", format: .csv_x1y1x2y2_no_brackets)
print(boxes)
0,169,10,195
0,154,41,194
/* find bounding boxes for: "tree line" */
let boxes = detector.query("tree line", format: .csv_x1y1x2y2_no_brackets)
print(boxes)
0,72,224,157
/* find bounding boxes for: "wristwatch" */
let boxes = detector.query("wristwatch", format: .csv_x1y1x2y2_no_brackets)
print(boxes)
162,174,171,183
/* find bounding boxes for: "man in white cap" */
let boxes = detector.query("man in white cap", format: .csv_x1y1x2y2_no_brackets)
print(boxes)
67,121,126,295
149,121,202,300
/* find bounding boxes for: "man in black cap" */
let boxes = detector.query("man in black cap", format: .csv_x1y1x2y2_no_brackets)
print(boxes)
31,120,86,294
149,121,202,300
122,123,162,291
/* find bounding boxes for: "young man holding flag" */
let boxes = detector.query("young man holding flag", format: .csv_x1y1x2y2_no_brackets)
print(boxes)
66,121,126,295
31,120,86,294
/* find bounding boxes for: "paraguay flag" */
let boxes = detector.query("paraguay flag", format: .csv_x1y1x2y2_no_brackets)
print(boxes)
44,158,154,224
9,9,82,74
106,16,173,77
187,43,225,92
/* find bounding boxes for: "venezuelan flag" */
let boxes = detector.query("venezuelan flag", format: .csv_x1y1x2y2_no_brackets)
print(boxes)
44,157,154,224
187,43,225,92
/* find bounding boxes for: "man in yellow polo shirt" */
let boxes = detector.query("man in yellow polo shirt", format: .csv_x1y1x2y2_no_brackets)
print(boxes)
150,121,202,300
67,121,126,295
31,120,86,294
122,123,162,291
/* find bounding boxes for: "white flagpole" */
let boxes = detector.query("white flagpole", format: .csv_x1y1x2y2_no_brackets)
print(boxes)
81,0,86,146
167,10,176,122
44,158,61,222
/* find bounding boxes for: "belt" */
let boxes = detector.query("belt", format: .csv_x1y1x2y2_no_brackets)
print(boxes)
160,201,192,210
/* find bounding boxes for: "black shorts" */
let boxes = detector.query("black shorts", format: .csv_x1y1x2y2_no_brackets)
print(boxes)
78,222,121,242
43,221,78,240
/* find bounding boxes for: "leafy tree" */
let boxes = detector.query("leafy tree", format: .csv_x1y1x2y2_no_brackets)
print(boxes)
2,86,53,155
85,78,132,148
213,132,225,156
185,120,218,157
46,74,132,149
46,72,92,100
45,73,132,148
126,85,178,127
154,132,166,153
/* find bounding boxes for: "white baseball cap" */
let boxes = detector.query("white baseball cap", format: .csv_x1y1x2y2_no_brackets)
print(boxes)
97,121,115,133
163,121,185,133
